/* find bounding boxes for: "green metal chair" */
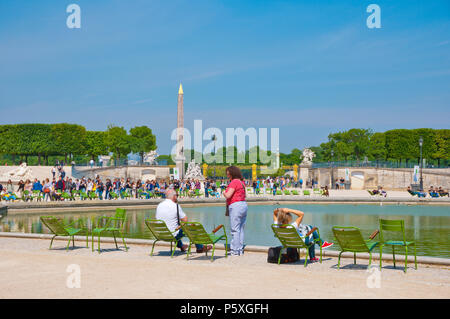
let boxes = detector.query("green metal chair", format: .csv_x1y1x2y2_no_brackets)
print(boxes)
379,219,417,273
291,190,299,195
40,216,89,251
145,219,182,257
91,208,128,253
332,226,379,269
271,224,322,267
181,222,227,262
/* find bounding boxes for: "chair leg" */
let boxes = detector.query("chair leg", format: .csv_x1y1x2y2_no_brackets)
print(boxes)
66,237,71,251
225,238,228,258
186,242,192,260
121,233,128,251
404,246,408,273
150,240,158,256
72,236,75,248
277,248,282,265
369,252,372,268
337,251,342,269
392,246,396,268
171,241,176,258
113,232,118,249
379,245,383,270
91,234,94,252
98,234,101,253
304,248,308,267
414,244,417,270
211,245,215,262
49,235,56,249
354,252,356,264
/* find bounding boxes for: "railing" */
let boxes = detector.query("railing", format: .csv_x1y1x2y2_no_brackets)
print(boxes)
312,160,449,169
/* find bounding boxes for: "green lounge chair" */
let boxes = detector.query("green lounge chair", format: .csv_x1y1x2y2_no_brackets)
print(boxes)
79,190,89,200
40,216,89,251
332,226,379,269
303,190,311,196
31,190,43,202
379,219,417,273
109,191,119,199
271,224,322,267
180,222,228,262
313,188,322,195
291,190,299,195
145,219,182,257
283,190,291,195
91,208,128,253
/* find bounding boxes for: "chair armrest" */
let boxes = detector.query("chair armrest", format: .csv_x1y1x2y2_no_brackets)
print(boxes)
369,229,379,240
212,225,224,234
306,227,318,237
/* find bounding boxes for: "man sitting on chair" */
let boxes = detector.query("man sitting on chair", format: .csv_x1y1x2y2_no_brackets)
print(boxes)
155,189,211,253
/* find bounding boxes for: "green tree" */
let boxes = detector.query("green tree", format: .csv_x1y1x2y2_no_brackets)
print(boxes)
50,123,86,163
105,125,131,163
129,126,157,163
84,131,108,161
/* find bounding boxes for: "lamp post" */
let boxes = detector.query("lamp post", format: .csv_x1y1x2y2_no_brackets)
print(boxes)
419,136,424,191
330,150,334,189
212,134,217,180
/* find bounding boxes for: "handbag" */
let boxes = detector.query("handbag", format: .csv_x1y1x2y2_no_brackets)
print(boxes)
267,246,299,264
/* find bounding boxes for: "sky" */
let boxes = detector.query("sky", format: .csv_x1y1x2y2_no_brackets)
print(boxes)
0,0,449,155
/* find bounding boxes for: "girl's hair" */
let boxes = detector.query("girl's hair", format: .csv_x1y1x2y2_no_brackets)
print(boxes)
276,209,292,225
226,166,243,180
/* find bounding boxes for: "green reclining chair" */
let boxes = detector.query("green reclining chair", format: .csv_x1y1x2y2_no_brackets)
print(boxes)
379,219,417,273
40,216,89,251
145,219,182,257
91,208,128,253
332,226,379,269
181,222,228,262
271,224,322,267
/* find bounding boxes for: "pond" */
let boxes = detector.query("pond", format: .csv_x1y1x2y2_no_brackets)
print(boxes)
1,203,449,258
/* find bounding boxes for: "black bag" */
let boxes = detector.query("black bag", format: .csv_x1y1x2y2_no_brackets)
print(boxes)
267,246,299,264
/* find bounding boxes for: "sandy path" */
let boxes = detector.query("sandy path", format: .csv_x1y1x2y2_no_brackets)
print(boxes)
0,237,448,299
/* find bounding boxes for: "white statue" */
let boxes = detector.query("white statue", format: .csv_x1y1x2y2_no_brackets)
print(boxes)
143,150,158,165
184,160,204,180
2,163,34,181
301,148,316,166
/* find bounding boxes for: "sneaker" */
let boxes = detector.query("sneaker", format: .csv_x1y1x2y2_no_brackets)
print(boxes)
321,241,334,249
309,257,319,262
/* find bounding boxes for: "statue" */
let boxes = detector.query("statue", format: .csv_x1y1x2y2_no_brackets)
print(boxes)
143,150,158,165
301,148,315,166
1,163,34,181
184,160,205,180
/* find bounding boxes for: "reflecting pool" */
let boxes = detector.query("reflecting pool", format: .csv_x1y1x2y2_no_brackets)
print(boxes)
1,204,449,258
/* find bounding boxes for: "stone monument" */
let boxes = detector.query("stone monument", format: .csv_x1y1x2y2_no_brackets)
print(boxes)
184,160,205,180
175,83,185,179
143,150,158,165
1,163,34,181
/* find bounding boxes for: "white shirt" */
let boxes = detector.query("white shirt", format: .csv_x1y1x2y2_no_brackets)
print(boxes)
155,199,186,236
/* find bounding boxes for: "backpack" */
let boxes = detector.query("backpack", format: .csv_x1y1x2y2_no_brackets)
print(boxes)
267,246,299,264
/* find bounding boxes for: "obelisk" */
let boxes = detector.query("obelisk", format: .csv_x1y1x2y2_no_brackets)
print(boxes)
175,83,185,179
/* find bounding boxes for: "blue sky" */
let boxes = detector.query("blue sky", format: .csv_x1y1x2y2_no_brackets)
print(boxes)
0,0,449,155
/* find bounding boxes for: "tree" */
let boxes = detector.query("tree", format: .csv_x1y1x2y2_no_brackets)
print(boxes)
105,125,131,163
50,123,86,163
432,129,450,166
84,131,108,161
368,132,386,165
129,126,157,163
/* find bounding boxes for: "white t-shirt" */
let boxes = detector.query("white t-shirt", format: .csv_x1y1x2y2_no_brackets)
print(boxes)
274,218,312,240
155,199,186,236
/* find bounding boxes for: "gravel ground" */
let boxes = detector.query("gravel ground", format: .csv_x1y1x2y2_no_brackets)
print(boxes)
0,237,449,299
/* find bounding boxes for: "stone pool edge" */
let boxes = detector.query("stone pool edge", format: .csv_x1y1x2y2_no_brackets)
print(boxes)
2,196,450,214
1,231,448,267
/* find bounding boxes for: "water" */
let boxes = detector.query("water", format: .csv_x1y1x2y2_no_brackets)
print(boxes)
1,203,449,258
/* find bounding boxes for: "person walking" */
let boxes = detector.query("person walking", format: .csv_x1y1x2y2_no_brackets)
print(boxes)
223,166,248,256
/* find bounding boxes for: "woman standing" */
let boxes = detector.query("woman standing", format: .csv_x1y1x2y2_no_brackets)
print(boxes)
223,166,248,256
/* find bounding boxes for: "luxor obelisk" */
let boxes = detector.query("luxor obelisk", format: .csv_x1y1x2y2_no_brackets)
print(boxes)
175,83,185,179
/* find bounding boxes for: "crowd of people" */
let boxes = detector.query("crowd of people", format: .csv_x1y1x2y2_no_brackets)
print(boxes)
407,185,449,198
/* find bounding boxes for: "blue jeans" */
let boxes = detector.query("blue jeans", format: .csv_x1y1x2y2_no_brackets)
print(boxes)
175,229,203,250
229,201,248,255
304,227,322,259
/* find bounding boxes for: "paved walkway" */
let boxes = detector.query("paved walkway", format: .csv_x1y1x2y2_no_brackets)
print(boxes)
0,237,448,299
